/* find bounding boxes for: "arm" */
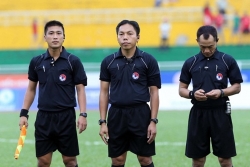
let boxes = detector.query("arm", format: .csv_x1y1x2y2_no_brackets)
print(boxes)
99,81,110,145
205,83,241,99
147,86,159,144
223,83,241,96
76,84,87,134
179,81,207,101
179,81,190,99
19,80,37,130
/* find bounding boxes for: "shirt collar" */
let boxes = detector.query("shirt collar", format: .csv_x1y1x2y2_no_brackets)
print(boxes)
198,49,220,60
115,47,143,59
44,46,68,60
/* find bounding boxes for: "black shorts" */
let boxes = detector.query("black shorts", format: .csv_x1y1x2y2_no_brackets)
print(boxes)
185,106,236,158
107,103,155,158
35,108,79,157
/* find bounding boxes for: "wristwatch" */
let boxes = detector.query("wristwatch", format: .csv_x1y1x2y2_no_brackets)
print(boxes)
220,89,224,97
150,118,158,124
98,119,106,125
79,112,87,118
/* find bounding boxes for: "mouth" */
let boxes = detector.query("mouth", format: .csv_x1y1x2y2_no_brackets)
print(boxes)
52,41,59,44
122,42,130,45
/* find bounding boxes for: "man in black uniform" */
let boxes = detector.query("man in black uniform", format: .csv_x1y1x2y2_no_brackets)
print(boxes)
179,25,243,167
99,20,161,167
18,20,88,167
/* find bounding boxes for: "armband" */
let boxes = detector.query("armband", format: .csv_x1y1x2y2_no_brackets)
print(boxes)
20,109,29,119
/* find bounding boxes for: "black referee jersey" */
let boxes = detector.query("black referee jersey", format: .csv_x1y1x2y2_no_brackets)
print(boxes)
28,47,87,111
179,49,243,107
100,47,161,106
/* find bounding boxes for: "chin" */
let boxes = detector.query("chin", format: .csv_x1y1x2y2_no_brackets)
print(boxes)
50,45,61,49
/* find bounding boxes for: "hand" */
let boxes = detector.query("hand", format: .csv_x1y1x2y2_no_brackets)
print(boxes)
147,122,157,144
194,89,207,101
205,89,221,99
99,124,109,145
77,116,87,134
19,117,28,130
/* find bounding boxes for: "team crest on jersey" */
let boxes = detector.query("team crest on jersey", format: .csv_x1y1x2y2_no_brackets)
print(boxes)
59,74,66,81
132,72,139,80
216,73,223,80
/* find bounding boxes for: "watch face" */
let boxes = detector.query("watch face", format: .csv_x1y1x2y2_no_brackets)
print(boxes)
80,113,87,117
151,118,158,124
98,119,106,125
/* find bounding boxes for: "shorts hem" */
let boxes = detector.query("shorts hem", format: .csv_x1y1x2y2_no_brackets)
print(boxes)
130,150,156,157
36,149,56,158
213,153,237,158
185,152,210,159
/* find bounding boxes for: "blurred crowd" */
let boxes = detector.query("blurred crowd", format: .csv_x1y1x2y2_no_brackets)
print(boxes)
203,0,250,45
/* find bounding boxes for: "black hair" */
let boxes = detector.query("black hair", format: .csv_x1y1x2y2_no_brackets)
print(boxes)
44,20,65,37
116,20,140,35
196,25,218,42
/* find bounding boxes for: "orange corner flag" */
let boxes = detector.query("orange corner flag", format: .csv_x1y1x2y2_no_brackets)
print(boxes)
14,125,27,159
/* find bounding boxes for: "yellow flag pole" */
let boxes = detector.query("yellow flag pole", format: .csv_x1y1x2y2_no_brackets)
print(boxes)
14,125,27,159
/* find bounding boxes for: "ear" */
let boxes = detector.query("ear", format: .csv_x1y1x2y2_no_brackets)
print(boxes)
216,38,219,42
137,35,140,40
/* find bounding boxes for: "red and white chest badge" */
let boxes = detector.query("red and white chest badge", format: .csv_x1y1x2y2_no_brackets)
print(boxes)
216,73,223,80
59,74,66,81
132,72,139,80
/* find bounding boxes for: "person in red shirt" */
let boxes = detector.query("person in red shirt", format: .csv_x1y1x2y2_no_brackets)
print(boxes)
239,12,250,44
203,2,213,25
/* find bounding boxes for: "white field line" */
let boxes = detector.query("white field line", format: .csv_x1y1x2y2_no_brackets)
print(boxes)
1,138,250,146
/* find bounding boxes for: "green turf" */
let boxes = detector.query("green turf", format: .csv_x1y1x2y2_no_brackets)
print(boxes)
1,110,249,167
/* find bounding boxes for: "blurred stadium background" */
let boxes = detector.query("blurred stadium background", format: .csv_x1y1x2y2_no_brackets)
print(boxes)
0,0,249,111
0,1,250,166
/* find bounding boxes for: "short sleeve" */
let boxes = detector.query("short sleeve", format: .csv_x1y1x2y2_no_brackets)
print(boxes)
99,58,111,82
179,60,192,85
28,57,38,82
72,57,87,86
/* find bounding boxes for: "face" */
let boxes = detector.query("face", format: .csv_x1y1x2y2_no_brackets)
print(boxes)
197,34,217,57
117,23,139,50
44,26,64,49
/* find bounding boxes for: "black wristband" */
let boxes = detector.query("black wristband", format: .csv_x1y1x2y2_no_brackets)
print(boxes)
189,91,195,99
20,109,29,119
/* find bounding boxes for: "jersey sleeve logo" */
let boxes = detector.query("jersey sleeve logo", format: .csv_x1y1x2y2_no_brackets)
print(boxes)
216,73,223,80
132,72,139,80
59,74,66,81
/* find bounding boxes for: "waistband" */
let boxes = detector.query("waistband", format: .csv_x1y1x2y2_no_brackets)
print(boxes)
38,107,75,113
111,102,147,109
193,104,226,110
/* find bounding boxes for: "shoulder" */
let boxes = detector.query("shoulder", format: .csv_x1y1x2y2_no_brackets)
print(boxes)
217,51,236,63
139,50,157,61
67,53,81,62
30,53,46,64
102,52,118,63
184,53,200,64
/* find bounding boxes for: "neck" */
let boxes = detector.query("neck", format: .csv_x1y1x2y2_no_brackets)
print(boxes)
121,46,136,58
48,47,62,60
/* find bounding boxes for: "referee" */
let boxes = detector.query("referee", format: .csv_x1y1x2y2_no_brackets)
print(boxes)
179,25,243,167
19,20,88,167
99,20,161,167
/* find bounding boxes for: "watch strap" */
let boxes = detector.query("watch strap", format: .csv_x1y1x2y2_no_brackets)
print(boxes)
79,112,87,117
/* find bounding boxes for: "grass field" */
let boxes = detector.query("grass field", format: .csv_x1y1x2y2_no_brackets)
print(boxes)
1,110,249,167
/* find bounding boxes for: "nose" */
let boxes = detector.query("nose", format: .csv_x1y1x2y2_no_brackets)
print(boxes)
52,34,58,39
123,34,128,39
204,48,210,53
